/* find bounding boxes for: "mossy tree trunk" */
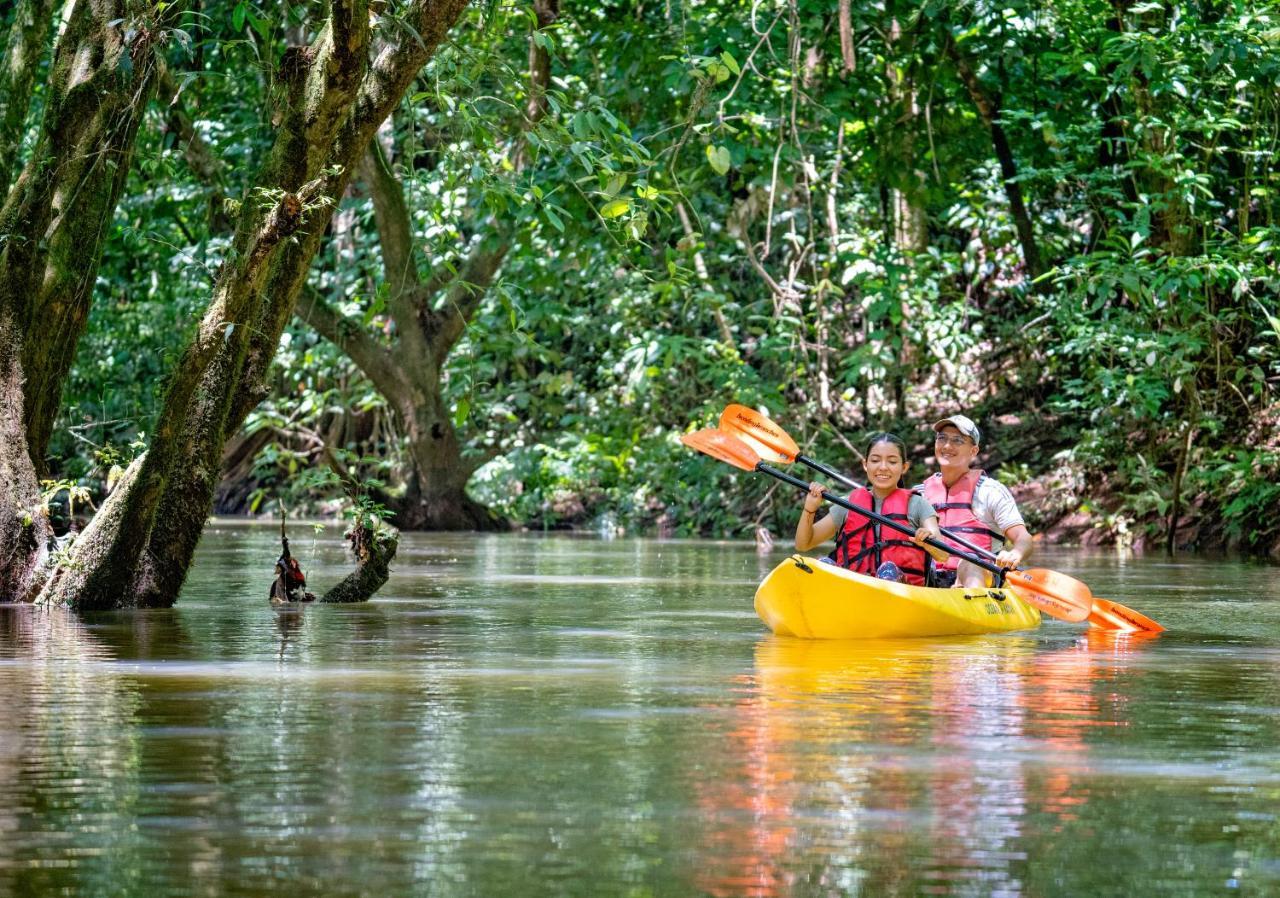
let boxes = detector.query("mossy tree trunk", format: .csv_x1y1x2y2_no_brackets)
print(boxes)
38,0,474,610
319,523,399,604
298,232,510,531
0,307,47,601
0,0,178,601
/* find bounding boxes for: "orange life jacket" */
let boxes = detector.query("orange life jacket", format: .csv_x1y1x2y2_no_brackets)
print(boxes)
829,487,928,586
921,470,1005,572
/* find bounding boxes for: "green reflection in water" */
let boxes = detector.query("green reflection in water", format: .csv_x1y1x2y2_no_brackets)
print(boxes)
0,525,1277,897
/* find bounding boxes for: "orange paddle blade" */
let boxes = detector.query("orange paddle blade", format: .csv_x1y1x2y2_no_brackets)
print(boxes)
1087,603,1133,631
680,429,762,472
718,404,799,464
1084,626,1163,647
1004,568,1092,623
1088,598,1165,633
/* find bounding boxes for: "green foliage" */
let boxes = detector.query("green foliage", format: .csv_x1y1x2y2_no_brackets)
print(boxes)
293,450,393,532
38,0,1279,553
1192,448,1280,551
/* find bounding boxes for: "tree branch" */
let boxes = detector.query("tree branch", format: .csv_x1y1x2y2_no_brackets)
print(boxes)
944,36,1044,280
295,286,408,401
360,139,419,296
677,201,733,344
0,0,58,197
838,0,855,75
157,65,226,188
511,0,559,171
232,0,474,435
432,244,509,354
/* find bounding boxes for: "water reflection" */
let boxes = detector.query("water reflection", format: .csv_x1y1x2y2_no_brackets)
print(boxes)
273,605,306,660
0,606,144,895
696,632,1167,896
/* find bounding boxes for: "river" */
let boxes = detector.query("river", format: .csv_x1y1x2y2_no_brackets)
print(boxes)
1,523,1278,896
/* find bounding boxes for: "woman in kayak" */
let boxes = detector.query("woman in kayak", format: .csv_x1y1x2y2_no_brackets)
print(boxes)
793,432,950,585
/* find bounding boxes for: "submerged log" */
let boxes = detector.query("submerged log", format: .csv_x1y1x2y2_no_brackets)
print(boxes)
269,574,316,605
320,523,399,604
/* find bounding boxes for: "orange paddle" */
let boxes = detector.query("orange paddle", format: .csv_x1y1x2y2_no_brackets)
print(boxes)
1089,597,1165,632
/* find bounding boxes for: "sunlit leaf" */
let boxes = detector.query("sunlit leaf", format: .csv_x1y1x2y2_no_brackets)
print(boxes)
706,145,731,175
601,199,631,218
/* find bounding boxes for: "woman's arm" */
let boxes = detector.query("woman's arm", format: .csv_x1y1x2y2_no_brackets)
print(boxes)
795,482,838,551
912,515,951,564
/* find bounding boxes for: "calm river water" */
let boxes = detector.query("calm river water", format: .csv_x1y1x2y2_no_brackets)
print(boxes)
1,524,1278,897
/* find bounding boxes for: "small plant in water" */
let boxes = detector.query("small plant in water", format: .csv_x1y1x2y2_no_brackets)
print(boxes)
295,449,394,535
40,479,96,532
293,451,398,583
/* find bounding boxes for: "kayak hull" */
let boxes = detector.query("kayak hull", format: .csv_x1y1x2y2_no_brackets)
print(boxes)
754,556,1042,639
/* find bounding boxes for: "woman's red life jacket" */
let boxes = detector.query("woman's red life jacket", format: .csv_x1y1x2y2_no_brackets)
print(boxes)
921,469,1005,572
828,487,928,585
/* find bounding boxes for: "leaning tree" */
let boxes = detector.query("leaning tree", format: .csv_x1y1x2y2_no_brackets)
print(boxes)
1,0,184,601
11,0,473,609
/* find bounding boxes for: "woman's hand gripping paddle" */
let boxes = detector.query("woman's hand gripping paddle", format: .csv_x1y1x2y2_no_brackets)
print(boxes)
681,428,1091,624
715,405,1164,633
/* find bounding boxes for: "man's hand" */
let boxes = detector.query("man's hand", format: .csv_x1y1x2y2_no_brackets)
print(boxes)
995,548,1023,569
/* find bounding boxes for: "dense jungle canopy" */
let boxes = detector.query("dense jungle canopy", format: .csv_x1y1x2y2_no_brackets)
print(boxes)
1,0,1278,609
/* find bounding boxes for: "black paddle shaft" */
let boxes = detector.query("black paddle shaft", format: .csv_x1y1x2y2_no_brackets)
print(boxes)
758,462,1004,577
790,455,1001,563
796,453,856,489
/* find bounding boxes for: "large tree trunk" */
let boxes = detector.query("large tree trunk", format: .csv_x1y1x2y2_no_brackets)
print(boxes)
0,306,49,601
0,0,177,600
392,384,508,531
135,0,472,609
40,184,321,608
15,1,176,472
296,237,511,531
38,0,473,610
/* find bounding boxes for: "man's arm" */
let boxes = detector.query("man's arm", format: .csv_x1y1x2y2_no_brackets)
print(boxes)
983,480,1033,568
997,523,1033,569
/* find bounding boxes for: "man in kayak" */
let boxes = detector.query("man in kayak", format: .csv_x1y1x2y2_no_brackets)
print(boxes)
795,432,950,584
921,414,1034,588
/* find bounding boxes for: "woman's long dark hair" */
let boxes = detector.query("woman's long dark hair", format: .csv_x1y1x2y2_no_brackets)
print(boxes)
864,432,909,489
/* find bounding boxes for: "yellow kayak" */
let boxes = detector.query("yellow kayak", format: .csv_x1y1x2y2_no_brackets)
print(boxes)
754,556,1042,639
